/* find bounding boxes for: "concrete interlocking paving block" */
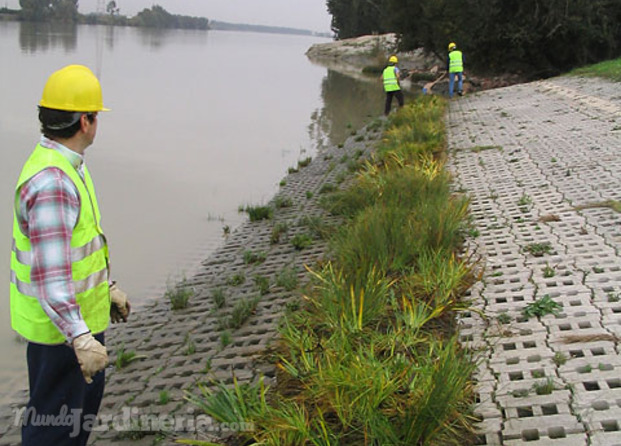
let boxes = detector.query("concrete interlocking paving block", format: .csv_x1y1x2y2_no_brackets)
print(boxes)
503,415,585,441
580,407,621,439
504,434,587,445
591,431,621,446
450,76,621,445
475,418,504,446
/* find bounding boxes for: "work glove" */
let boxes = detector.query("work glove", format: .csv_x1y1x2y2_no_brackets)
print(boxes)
110,282,131,323
73,332,108,384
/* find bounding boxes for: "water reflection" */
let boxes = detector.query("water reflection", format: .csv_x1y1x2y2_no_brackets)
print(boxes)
134,27,209,51
103,24,116,50
135,26,173,49
310,69,385,148
19,21,77,53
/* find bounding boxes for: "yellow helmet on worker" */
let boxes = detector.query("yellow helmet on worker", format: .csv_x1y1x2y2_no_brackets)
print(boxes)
448,42,457,51
39,65,109,112
389,55,398,64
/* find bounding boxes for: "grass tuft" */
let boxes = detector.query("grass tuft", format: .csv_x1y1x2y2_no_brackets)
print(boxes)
166,279,193,310
243,204,273,221
522,295,562,319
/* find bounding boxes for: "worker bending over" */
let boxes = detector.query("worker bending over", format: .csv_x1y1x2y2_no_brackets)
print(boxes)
381,55,405,115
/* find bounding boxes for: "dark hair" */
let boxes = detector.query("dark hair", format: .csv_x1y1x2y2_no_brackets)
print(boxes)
38,107,95,139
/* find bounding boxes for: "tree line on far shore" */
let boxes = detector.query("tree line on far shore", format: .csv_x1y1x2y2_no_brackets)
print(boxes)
327,0,621,78
13,0,208,30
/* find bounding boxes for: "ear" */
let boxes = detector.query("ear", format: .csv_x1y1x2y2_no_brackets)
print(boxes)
79,113,90,132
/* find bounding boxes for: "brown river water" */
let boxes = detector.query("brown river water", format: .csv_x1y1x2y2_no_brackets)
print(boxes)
0,21,386,403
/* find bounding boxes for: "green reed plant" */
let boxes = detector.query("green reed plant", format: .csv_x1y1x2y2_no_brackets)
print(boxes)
318,183,337,194
166,279,193,310
399,338,477,445
115,345,137,370
210,287,226,309
319,183,377,217
297,156,312,168
274,317,476,444
321,158,450,219
533,377,556,395
227,272,245,286
404,249,476,314
225,296,260,330
298,215,334,239
276,265,298,291
524,242,553,257
305,347,404,442
114,345,147,370
306,263,394,332
274,195,293,209
158,390,170,405
253,275,270,295
220,330,231,348
332,204,417,278
220,401,313,446
290,233,313,250
553,351,568,367
276,316,319,378
243,204,273,221
270,221,289,244
378,96,446,162
185,375,267,427
397,299,439,332
418,194,470,252
183,333,196,356
243,249,267,265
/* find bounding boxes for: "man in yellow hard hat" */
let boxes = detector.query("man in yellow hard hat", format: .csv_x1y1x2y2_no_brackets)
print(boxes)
380,55,404,115
11,64,130,445
447,42,465,98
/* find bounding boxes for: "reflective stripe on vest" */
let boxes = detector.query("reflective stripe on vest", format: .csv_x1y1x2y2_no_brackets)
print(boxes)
449,50,463,73
383,65,400,92
10,144,110,344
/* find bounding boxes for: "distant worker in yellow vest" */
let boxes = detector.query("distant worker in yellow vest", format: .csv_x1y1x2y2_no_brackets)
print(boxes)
447,42,465,98
381,55,404,116
10,64,131,446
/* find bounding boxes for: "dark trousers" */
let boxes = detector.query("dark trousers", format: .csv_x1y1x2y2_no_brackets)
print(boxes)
384,90,404,115
22,333,105,446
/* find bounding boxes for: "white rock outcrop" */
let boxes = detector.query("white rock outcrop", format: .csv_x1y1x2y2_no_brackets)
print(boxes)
306,33,442,72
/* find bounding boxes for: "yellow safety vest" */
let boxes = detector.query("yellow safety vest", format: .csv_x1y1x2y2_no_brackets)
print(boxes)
449,50,463,73
10,144,110,344
383,65,400,92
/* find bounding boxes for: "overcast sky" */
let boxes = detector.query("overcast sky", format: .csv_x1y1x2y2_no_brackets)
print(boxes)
5,0,333,32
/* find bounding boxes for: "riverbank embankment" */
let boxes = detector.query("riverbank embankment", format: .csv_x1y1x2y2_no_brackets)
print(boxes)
0,113,385,446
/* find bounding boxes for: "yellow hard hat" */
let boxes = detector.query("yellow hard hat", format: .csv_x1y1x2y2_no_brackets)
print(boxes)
389,55,398,64
448,42,457,51
40,65,109,112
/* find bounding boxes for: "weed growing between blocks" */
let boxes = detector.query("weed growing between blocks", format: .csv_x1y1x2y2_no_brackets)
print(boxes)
182,97,482,445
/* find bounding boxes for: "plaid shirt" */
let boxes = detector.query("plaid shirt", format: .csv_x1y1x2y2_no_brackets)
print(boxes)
15,136,90,342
